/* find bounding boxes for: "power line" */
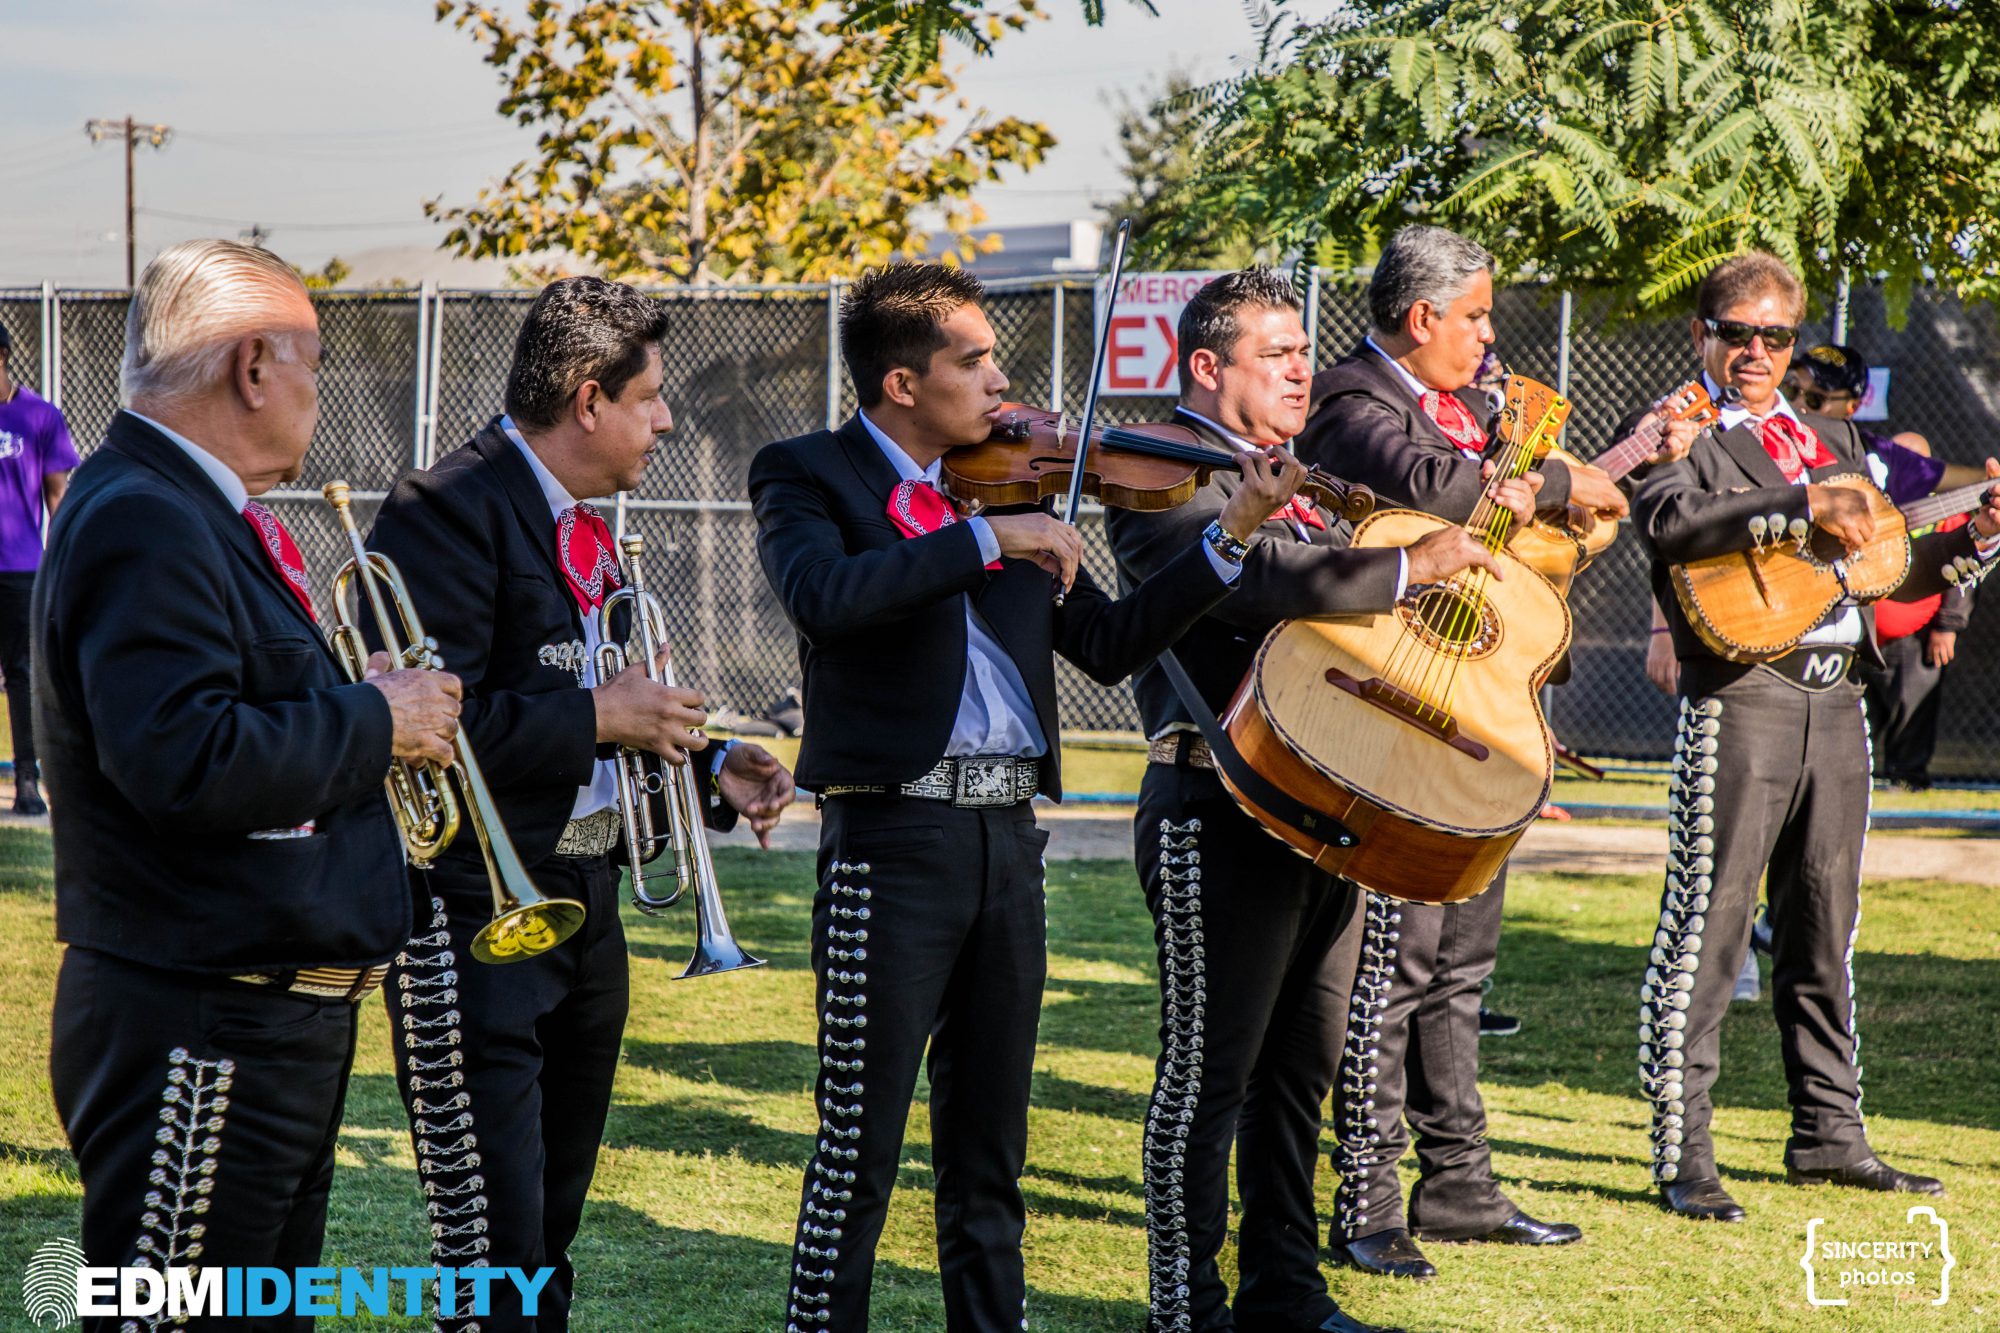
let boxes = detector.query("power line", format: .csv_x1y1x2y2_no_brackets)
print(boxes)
84,116,173,287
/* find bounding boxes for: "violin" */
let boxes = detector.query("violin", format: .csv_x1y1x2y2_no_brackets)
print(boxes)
938,403,1376,525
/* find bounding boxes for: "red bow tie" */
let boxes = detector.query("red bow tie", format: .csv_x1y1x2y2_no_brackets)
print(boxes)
557,503,622,612
886,480,1002,569
1271,496,1325,531
242,501,315,620
1420,390,1486,455
1758,415,1834,482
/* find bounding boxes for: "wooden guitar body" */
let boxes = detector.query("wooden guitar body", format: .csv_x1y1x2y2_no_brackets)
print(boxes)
1511,445,1619,595
1220,509,1571,904
1671,473,1909,661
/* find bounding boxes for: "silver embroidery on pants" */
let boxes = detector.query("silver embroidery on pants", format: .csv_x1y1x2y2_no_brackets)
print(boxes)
1144,818,1202,1332
1333,892,1400,1237
120,1046,235,1333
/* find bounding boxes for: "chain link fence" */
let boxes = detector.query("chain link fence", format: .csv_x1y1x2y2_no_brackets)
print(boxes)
6,276,1999,779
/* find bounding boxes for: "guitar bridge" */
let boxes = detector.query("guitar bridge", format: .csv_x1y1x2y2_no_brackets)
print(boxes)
1323,666,1490,761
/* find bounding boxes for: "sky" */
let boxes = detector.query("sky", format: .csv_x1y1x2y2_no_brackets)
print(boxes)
0,0,1342,287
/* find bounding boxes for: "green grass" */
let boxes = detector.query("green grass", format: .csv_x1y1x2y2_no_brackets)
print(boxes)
3,826,1997,1330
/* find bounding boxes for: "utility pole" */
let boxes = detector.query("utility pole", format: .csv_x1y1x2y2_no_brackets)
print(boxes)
84,116,172,288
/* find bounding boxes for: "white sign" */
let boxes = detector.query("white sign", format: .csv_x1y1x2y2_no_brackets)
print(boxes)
1853,366,1891,422
1094,271,1230,396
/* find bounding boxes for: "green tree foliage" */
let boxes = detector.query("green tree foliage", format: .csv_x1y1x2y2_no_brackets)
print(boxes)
430,0,1056,284
1103,70,1255,269
1156,1,2000,318
839,0,1155,84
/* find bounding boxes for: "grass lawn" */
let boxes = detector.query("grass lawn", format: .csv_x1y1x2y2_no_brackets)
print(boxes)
2,825,1996,1330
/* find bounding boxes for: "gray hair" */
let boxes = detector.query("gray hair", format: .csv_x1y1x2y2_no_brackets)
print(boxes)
1176,266,1302,396
504,277,670,430
122,239,310,406
1367,225,1495,334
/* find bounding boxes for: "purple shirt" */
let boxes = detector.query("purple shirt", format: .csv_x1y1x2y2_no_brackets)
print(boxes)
1859,428,1946,507
0,385,80,572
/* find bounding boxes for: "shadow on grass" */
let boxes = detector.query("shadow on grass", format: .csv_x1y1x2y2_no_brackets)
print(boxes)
1475,919,2000,1134
622,1037,818,1096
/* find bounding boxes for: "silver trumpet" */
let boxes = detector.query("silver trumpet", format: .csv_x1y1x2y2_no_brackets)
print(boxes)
595,531,764,979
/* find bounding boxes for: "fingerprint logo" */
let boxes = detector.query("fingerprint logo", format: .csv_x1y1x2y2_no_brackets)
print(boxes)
22,1237,84,1328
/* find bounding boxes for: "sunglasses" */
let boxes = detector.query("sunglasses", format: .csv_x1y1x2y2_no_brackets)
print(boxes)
1792,386,1856,412
1702,317,1798,350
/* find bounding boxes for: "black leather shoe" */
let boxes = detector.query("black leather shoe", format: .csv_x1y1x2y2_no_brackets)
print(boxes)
1236,1304,1407,1333
1416,1207,1581,1245
1328,1228,1435,1280
1660,1177,1746,1222
1788,1154,1944,1195
12,778,45,816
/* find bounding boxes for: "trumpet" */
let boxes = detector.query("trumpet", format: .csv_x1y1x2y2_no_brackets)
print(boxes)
323,480,586,965
595,531,764,980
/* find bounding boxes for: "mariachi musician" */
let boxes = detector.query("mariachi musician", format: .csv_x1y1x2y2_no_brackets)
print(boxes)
39,239,463,1309
1292,225,1623,1278
1103,267,1509,1333
747,261,1301,1332
365,276,793,1330
1627,252,2000,1222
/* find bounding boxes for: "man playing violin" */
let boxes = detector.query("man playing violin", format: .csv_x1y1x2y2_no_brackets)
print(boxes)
1629,252,2000,1222
1293,226,1590,1280
749,261,1302,1332
1104,266,1512,1333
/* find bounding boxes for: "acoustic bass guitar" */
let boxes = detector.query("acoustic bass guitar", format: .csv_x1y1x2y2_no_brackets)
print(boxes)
1671,474,1999,661
1218,376,1574,904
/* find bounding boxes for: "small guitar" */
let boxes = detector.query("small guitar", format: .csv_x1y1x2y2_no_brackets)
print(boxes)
1218,376,1573,905
1511,381,1728,595
1672,474,1998,661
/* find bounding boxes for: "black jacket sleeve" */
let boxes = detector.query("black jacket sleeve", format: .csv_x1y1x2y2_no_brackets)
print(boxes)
1299,388,1573,521
1049,538,1237,686
750,441,991,641
1630,456,1813,564
1105,478,1403,630
65,491,393,832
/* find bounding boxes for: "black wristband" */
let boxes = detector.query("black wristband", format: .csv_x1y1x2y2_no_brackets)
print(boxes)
1203,519,1249,564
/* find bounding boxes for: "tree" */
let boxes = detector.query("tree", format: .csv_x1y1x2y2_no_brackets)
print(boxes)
1102,70,1255,269
430,0,1056,284
840,0,1156,83
1155,1,2000,319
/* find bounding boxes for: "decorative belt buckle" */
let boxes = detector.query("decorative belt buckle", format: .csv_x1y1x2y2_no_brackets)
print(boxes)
956,757,1016,807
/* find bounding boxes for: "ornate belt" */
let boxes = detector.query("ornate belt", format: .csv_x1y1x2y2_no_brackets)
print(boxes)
1148,731,1217,772
553,806,621,859
231,964,390,1002
822,755,1041,808
1760,644,1857,693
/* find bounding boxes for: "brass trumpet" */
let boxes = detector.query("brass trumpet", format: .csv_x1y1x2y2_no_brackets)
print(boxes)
595,531,764,979
323,480,585,965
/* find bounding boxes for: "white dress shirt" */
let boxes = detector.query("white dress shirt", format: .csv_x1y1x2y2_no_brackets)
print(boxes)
503,416,623,818
858,411,1050,758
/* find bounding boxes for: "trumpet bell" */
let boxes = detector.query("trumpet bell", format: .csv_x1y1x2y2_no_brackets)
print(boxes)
471,896,587,964
681,931,765,980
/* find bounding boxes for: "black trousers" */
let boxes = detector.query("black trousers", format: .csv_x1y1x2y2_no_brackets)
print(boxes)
51,947,361,1332
1641,668,1872,1186
785,794,1048,1333
0,569,39,782
384,854,628,1332
1328,875,1514,1241
1135,762,1359,1333
1859,632,1946,782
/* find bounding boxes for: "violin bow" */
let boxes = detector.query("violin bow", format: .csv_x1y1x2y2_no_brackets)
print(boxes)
1051,218,1133,605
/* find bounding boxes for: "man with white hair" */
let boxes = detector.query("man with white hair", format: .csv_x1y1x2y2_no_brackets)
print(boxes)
37,238,462,1318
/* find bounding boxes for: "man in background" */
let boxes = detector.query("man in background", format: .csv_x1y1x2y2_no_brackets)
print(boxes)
0,321,79,814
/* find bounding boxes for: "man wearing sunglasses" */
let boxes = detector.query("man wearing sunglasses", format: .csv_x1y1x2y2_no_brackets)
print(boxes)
1629,252,2000,1223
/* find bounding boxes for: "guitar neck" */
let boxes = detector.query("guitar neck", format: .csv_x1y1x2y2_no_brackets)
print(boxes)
1593,423,1661,483
1900,478,1996,532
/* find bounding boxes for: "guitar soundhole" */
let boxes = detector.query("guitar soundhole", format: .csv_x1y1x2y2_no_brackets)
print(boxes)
1396,582,1501,659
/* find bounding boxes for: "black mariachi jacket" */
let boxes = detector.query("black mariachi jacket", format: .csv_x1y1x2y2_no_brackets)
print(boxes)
1104,408,1406,740
748,413,1237,798
366,417,734,879
1632,408,1987,671
35,411,408,972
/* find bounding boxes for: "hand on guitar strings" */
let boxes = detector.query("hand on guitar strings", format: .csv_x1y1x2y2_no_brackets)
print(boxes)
1218,445,1309,541
1404,525,1508,586
987,512,1083,593
1805,483,1876,553
1480,458,1542,527
1972,458,2000,539
1649,408,1701,465
1563,460,1631,520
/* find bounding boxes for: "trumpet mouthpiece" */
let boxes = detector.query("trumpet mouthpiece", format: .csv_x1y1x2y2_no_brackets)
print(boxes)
323,480,352,507
620,533,644,557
